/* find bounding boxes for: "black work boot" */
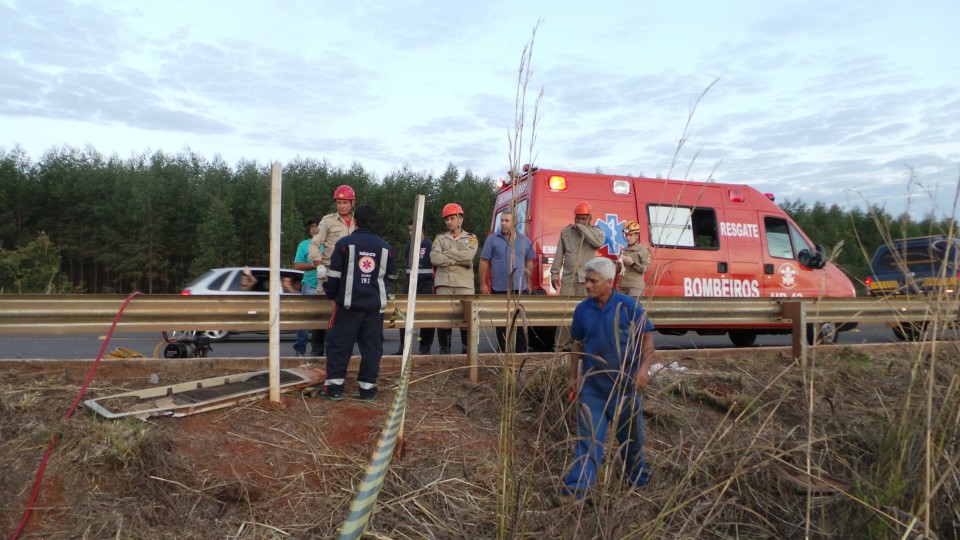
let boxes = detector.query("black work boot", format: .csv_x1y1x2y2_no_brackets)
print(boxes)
320,384,344,401
437,331,451,354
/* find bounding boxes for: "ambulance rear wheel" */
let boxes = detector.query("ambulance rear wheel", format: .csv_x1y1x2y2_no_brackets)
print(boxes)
807,322,838,345
728,331,757,347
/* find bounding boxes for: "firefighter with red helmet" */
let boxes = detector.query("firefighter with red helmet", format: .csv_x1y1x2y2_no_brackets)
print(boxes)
309,185,358,272
550,200,605,350
550,201,605,296
307,184,357,356
616,220,651,297
430,202,478,354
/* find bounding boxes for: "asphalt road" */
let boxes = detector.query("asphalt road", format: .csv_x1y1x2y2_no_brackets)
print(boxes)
0,324,914,360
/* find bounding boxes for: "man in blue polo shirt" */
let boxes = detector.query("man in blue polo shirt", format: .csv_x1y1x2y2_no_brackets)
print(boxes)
560,256,658,502
479,209,536,352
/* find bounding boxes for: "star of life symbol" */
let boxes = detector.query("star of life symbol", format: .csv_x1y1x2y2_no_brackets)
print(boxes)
597,214,627,256
779,263,798,289
359,255,376,274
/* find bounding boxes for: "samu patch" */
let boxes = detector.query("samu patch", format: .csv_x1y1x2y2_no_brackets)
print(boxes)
358,255,376,274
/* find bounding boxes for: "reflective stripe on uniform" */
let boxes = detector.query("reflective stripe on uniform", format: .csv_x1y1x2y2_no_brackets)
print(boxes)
344,245,356,308
328,270,342,279
378,247,389,309
358,381,376,390
327,378,345,386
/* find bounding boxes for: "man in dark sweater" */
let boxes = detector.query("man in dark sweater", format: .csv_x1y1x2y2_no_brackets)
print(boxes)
320,205,398,401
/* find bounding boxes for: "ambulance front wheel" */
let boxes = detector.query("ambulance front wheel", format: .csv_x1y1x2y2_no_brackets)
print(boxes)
807,322,839,345
728,330,758,347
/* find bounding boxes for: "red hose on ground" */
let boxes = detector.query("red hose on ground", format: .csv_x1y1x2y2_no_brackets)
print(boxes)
10,291,142,540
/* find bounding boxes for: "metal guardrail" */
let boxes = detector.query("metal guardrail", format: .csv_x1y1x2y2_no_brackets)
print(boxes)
0,294,955,369
0,294,951,332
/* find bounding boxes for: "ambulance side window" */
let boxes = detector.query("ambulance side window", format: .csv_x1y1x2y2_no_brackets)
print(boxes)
765,217,796,259
494,200,529,236
514,200,528,236
789,224,814,253
648,205,718,249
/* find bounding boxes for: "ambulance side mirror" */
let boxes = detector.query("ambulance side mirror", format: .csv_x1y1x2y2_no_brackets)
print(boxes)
798,246,827,269
814,244,828,269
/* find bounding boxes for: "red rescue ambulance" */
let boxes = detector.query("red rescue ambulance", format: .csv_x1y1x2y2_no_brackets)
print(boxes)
489,166,858,348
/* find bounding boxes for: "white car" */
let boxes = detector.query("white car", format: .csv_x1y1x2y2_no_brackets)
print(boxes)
176,267,305,341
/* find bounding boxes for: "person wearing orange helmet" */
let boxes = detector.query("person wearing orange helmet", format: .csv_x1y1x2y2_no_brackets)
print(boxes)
306,184,357,356
550,200,605,350
616,220,651,297
430,202,478,354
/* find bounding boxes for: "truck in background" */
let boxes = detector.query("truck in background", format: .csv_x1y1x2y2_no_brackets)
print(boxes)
865,235,959,340
488,166,858,349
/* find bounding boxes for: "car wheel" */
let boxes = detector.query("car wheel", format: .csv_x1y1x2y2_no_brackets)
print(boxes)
807,322,838,345
728,330,757,347
201,330,231,342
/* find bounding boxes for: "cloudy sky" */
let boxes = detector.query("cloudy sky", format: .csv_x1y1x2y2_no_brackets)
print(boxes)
2,0,958,218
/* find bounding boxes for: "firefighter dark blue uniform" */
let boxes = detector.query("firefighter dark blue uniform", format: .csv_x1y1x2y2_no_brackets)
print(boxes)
394,232,435,355
321,206,398,401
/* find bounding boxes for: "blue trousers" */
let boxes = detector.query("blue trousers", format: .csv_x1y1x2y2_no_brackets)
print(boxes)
324,306,384,386
492,290,528,353
563,389,650,497
293,283,324,355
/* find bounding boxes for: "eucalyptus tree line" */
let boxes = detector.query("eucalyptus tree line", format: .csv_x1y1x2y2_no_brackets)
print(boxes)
1,145,950,295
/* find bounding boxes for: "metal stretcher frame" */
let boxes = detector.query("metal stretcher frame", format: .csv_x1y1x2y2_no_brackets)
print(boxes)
83,365,326,419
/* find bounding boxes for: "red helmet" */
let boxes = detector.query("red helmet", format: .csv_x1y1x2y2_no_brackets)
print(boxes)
442,203,464,218
333,185,355,201
574,201,592,215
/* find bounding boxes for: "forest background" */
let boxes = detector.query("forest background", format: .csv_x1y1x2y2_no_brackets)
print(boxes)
0,145,952,295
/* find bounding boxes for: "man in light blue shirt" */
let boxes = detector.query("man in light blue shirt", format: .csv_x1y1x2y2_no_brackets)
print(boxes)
293,218,324,357
479,210,536,352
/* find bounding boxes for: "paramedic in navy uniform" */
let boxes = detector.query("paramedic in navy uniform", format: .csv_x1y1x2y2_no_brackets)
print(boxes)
320,205,398,402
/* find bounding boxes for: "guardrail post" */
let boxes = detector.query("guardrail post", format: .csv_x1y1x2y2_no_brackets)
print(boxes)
464,300,479,382
782,300,807,364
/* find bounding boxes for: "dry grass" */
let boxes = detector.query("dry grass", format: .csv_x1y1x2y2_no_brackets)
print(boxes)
2,340,959,538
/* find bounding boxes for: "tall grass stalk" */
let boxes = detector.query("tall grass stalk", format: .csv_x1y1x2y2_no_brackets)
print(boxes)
496,19,543,539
